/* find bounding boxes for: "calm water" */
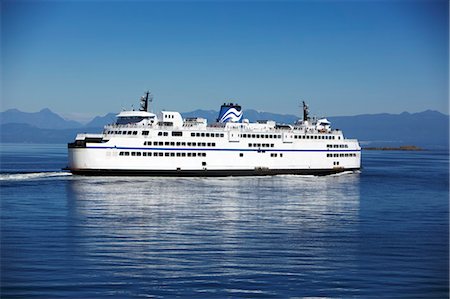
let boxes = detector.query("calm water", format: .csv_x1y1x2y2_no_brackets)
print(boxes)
1,144,448,298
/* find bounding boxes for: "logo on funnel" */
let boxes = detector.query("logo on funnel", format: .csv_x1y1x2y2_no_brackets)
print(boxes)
217,103,243,123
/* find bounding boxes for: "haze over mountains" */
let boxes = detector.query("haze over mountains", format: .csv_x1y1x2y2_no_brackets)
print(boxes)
1,108,448,149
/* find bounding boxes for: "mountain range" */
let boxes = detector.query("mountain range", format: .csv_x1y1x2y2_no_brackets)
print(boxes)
1,108,448,149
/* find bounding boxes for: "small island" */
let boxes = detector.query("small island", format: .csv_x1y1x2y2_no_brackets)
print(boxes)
363,145,423,151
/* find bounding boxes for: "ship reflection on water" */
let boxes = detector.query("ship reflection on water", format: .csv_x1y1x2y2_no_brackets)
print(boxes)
65,173,361,297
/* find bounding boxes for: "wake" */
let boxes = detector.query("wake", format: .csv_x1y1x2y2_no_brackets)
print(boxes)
329,170,361,177
0,171,72,181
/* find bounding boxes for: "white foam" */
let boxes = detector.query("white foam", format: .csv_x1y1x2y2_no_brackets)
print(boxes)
329,170,360,177
0,172,72,181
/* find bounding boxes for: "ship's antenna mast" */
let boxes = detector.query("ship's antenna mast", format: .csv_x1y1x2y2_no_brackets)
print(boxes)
140,91,153,112
302,101,310,121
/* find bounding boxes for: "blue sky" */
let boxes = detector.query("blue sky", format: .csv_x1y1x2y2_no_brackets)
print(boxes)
1,0,448,122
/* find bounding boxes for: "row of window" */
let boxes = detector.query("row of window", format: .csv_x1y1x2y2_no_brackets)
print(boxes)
326,144,349,148
240,133,338,140
118,151,356,158
106,130,341,142
157,131,183,137
119,151,207,157
190,132,225,138
326,153,357,157
248,143,275,148
106,130,139,135
240,133,282,139
294,135,337,140
144,141,216,147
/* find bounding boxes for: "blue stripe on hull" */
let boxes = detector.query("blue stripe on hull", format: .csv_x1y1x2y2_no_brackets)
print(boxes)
85,146,361,153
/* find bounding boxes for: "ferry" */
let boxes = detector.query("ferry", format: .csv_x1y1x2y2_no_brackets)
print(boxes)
68,92,361,176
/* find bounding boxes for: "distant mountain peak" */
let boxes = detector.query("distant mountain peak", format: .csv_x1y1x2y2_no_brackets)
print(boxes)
0,108,83,129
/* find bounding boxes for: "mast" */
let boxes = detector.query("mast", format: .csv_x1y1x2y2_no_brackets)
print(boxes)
302,101,310,122
139,91,153,112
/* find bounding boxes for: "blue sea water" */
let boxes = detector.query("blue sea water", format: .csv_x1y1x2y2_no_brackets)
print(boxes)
0,143,448,298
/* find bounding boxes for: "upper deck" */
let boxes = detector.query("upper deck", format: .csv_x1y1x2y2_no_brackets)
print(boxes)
95,92,352,142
